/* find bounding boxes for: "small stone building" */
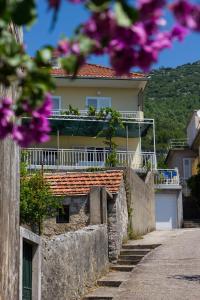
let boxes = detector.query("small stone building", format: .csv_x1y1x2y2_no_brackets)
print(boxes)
44,170,128,261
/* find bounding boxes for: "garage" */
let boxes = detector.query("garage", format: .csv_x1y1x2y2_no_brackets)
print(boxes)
155,193,178,230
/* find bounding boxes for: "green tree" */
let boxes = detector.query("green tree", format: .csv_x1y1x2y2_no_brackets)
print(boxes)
97,107,124,167
20,170,61,235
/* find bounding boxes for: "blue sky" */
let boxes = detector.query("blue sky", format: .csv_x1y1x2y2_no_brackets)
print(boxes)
24,1,200,70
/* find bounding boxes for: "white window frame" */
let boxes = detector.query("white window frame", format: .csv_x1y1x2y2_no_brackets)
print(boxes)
86,96,111,110
183,158,192,180
52,96,61,114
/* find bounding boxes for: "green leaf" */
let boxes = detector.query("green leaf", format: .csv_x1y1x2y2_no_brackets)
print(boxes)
11,0,37,26
61,55,79,75
79,36,94,55
36,48,53,64
86,0,110,12
115,1,138,27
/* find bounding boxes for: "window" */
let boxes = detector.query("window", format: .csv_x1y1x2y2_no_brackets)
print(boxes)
52,96,61,113
56,205,70,223
86,97,111,110
183,158,192,180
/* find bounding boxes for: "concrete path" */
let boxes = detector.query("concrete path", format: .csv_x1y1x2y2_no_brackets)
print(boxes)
114,229,200,300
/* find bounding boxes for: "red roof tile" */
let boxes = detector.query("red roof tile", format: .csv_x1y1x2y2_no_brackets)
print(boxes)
44,170,123,196
51,63,146,79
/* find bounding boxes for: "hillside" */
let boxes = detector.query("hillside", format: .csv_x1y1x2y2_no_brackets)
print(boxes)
144,61,200,155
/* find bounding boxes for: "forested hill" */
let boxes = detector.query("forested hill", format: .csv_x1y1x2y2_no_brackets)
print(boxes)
144,61,200,153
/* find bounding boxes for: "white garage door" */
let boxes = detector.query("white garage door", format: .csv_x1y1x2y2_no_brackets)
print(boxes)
156,193,177,230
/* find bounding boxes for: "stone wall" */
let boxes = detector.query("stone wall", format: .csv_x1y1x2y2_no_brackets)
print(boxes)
108,180,128,262
43,195,89,236
125,169,155,236
41,225,109,300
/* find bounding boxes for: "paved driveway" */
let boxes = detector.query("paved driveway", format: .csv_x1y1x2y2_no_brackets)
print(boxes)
114,229,200,300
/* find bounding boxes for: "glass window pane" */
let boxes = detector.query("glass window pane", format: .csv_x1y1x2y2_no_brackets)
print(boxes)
98,98,111,108
87,98,98,108
184,159,191,179
52,96,60,110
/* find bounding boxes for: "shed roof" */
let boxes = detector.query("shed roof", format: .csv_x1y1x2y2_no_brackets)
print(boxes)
44,170,123,196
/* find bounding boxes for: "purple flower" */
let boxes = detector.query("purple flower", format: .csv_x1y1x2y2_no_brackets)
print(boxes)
34,93,52,117
171,24,188,41
170,0,200,30
11,94,52,147
57,39,70,55
0,98,14,139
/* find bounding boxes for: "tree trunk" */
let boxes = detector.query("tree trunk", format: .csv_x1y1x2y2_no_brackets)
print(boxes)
0,139,20,300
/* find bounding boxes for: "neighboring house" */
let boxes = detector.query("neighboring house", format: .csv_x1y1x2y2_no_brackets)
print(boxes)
24,63,157,171
166,110,200,196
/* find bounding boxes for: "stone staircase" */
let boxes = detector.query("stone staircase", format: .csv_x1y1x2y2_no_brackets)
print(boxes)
83,243,160,300
183,219,200,228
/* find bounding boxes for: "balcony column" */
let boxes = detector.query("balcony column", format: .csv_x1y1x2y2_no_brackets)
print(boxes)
57,130,60,169
153,119,157,170
126,124,129,166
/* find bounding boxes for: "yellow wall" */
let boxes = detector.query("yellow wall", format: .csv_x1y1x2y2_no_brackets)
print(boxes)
192,157,199,175
54,86,139,111
36,135,140,152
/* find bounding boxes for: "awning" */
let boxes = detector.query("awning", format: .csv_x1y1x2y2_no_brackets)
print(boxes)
49,119,151,138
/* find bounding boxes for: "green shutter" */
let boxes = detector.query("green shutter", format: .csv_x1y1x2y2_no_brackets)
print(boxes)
22,241,32,300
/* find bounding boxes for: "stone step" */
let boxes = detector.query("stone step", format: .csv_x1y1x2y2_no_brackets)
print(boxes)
110,264,135,272
184,223,200,228
118,254,144,261
183,220,200,228
97,272,130,287
117,259,139,265
120,249,150,256
122,244,160,250
83,287,118,300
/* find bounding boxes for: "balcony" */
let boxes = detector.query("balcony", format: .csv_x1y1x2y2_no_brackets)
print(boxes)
51,109,144,121
155,169,180,186
22,148,156,171
169,139,189,149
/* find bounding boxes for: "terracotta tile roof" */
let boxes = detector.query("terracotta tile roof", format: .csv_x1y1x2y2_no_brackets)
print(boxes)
44,170,123,196
51,63,146,79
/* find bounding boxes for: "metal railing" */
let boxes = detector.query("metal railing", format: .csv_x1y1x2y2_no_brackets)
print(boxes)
155,168,180,185
169,139,188,149
51,109,142,120
22,148,156,171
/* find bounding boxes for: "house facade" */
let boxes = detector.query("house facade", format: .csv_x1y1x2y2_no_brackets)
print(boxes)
24,63,156,171
166,110,200,196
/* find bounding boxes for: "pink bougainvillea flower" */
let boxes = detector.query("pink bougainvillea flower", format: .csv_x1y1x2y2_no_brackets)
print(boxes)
170,0,200,31
0,98,14,139
57,39,70,55
12,94,52,147
171,24,189,41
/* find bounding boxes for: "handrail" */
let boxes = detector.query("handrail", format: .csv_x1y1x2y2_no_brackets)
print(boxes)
51,109,142,120
22,148,156,171
155,168,180,185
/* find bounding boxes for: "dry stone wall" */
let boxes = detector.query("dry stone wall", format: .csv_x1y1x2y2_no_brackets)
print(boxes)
108,180,128,262
41,225,109,300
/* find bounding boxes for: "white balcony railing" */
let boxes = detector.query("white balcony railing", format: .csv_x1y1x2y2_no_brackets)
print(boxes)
155,169,180,186
22,148,156,171
51,109,142,120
